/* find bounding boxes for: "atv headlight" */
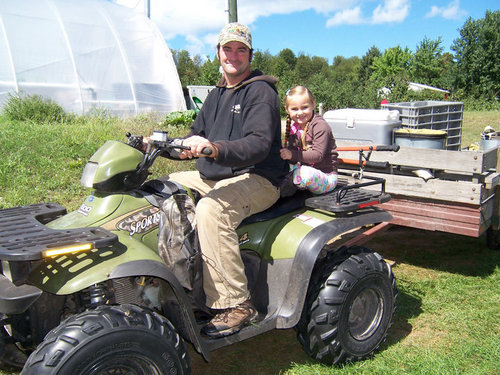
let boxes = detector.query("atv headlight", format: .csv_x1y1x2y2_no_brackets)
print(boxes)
43,243,93,257
81,162,98,188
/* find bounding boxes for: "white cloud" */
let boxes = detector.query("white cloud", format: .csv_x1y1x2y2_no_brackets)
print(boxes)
184,35,207,58
115,0,349,37
326,0,409,27
371,0,410,24
425,0,467,20
113,0,355,55
114,0,411,55
326,7,364,27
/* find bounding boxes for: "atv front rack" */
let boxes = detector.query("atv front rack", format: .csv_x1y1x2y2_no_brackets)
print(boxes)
305,177,391,213
0,203,118,261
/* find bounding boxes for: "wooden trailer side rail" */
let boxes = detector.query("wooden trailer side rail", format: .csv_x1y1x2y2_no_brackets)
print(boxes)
336,145,500,239
379,195,491,237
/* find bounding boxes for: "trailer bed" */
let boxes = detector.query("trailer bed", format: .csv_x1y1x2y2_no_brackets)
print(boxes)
337,145,500,238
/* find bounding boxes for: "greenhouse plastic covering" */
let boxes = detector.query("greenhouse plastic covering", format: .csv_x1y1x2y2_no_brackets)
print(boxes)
0,0,186,116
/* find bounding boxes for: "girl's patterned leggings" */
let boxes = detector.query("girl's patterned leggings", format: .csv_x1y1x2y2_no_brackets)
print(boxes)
291,164,338,195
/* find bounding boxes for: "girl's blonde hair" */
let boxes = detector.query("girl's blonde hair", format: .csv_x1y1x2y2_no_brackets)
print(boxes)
283,85,316,150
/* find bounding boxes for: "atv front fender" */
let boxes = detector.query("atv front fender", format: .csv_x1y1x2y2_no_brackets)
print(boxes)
28,233,210,361
29,232,163,295
110,260,210,362
0,274,42,314
276,207,392,329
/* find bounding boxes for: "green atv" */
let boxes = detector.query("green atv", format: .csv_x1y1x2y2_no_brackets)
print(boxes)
0,131,398,374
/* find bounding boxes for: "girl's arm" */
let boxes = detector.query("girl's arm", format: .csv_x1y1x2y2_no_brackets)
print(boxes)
290,121,331,165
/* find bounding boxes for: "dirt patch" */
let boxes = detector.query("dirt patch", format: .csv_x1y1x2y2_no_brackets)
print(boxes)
399,323,449,349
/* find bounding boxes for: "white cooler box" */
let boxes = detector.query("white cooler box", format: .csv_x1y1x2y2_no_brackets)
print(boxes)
324,108,401,146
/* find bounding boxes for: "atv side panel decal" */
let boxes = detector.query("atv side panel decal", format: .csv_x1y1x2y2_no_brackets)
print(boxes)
117,207,161,236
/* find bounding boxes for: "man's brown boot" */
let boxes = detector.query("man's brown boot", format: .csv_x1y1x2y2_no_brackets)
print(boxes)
201,300,257,338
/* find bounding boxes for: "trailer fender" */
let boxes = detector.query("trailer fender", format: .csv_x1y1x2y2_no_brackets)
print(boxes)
276,208,392,329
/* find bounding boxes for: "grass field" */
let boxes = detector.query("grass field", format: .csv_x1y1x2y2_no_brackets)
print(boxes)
462,111,500,148
189,227,499,375
0,108,499,374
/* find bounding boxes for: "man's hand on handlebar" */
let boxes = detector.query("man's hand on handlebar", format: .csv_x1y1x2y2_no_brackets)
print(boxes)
180,136,217,159
133,132,216,159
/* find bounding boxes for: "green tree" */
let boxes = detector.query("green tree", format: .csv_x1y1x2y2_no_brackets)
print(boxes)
410,37,444,87
294,55,317,82
356,46,381,86
251,50,273,74
294,55,330,83
370,45,412,101
330,56,359,82
310,56,330,76
438,52,456,90
278,48,297,70
198,57,221,86
270,48,298,78
451,10,500,99
371,46,412,85
172,49,201,86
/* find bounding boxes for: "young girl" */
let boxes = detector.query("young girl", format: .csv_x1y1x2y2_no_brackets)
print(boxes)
280,85,338,195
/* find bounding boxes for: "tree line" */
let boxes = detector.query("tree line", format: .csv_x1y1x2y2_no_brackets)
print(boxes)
173,10,499,112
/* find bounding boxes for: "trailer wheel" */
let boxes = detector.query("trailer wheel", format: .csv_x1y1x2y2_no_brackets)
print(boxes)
297,246,397,365
21,304,190,375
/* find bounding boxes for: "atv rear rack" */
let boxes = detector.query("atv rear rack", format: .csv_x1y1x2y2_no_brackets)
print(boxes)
0,203,118,261
242,176,390,226
305,176,391,213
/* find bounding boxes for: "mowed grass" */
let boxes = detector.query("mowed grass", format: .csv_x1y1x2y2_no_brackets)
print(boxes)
462,111,500,148
0,112,193,210
187,226,499,375
0,108,499,374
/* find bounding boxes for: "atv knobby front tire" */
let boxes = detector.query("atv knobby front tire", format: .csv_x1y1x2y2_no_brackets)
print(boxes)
21,304,190,375
297,246,397,365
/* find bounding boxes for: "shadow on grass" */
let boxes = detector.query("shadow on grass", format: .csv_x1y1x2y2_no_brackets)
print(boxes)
366,226,500,277
381,287,423,351
188,228,438,375
0,363,20,375
189,328,314,375
189,290,422,375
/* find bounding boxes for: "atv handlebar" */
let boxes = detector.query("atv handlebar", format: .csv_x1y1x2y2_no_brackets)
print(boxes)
126,131,213,174
146,131,213,157
201,147,213,156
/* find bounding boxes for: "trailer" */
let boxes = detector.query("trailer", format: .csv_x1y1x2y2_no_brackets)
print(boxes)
335,145,500,248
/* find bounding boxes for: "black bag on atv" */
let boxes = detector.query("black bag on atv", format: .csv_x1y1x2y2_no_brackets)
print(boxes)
279,169,298,198
158,192,204,304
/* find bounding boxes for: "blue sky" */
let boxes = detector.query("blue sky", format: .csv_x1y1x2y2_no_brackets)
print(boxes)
114,0,499,63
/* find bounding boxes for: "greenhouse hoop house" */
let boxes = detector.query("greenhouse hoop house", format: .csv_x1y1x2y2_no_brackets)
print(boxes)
0,0,186,116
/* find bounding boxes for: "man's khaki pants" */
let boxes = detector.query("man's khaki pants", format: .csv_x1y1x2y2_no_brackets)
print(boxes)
168,171,280,310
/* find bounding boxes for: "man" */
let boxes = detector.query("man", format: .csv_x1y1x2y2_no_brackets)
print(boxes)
168,22,288,338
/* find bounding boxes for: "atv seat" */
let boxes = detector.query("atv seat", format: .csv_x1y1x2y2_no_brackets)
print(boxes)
240,190,311,226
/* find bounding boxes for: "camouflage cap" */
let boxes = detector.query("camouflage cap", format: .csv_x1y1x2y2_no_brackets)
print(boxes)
218,22,252,50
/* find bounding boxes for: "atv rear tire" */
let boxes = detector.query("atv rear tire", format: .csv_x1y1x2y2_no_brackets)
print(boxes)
21,304,190,375
297,246,397,365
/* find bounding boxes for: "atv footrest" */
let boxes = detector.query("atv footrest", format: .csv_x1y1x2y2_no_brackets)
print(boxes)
0,203,118,261
305,178,391,213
